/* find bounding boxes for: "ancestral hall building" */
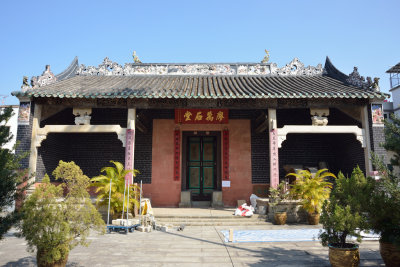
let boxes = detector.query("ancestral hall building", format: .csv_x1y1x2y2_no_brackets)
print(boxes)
13,56,387,207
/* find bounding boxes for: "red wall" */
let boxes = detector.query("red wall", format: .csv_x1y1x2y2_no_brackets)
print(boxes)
143,119,252,207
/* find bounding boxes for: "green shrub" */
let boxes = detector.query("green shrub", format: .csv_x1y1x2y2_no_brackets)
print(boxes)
19,161,104,266
319,167,371,248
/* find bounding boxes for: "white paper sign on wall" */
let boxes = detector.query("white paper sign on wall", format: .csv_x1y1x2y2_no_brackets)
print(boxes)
222,181,231,187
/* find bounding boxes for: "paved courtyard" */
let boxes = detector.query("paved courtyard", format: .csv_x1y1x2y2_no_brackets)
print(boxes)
0,225,384,267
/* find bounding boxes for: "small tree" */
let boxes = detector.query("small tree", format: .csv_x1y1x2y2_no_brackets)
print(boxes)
319,167,372,248
19,161,104,267
0,107,28,239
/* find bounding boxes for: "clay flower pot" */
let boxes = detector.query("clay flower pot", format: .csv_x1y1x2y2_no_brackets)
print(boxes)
274,212,287,225
328,243,359,267
380,241,400,267
308,212,320,225
37,250,68,267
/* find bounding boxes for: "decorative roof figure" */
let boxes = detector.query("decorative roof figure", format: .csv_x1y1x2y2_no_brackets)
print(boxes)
132,51,142,64
31,65,56,88
261,49,270,64
21,76,30,92
372,77,380,92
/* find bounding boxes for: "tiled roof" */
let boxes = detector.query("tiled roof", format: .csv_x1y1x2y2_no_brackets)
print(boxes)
386,63,400,73
13,75,386,100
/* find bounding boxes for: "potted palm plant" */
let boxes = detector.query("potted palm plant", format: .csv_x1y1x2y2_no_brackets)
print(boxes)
288,169,335,225
319,167,371,267
19,161,105,267
91,161,140,219
269,181,291,225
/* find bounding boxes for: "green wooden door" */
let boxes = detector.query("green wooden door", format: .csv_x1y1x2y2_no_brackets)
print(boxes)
187,136,216,200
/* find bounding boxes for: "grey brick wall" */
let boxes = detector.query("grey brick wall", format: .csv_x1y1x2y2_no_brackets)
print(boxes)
279,133,365,179
15,101,34,169
368,105,387,163
277,108,365,179
37,108,156,184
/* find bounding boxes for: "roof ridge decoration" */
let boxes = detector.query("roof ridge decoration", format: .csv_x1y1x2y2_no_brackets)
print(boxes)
346,67,380,92
76,57,324,77
270,58,324,76
30,65,57,89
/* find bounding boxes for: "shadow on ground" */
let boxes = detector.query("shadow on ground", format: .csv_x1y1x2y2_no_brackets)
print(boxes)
3,256,82,267
163,229,330,266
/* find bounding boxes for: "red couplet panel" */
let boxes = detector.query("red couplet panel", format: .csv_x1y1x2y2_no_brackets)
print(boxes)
269,129,279,188
125,129,135,184
173,130,180,181
175,109,228,124
223,129,229,180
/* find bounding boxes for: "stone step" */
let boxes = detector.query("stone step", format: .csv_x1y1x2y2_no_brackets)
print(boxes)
155,215,267,219
155,217,266,222
155,214,269,226
154,220,270,226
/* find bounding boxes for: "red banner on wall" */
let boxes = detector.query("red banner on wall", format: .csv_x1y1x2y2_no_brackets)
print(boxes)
125,129,135,184
269,129,279,188
223,130,229,180
175,109,228,124
173,130,181,181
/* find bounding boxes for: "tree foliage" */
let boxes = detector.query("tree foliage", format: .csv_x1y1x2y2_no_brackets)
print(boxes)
369,153,400,245
0,107,29,239
319,167,372,248
19,161,105,266
90,161,140,218
382,114,400,166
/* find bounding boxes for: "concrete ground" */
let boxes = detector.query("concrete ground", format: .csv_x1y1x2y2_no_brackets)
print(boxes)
0,226,384,267
0,208,385,266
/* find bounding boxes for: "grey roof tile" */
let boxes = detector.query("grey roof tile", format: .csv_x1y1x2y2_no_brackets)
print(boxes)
12,75,387,100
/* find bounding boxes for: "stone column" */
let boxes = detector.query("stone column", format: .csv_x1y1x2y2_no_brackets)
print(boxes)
268,109,279,188
28,104,42,190
361,106,373,173
125,108,136,184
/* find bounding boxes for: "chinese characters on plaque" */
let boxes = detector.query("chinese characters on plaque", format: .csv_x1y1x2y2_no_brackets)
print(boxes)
173,130,181,181
175,109,228,124
124,129,135,184
269,129,279,188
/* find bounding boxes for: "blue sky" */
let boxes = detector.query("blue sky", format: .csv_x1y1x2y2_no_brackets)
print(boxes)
1,0,398,104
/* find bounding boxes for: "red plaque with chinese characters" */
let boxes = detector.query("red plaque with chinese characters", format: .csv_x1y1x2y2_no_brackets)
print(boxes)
223,130,229,180
173,130,180,181
175,109,228,124
269,129,279,188
124,129,135,185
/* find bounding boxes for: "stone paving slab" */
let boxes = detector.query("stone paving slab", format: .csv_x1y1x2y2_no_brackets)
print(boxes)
0,226,384,267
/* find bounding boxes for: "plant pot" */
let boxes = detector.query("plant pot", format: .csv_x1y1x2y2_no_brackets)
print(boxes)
274,212,287,225
308,213,320,225
328,243,360,267
379,241,400,267
37,250,68,267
